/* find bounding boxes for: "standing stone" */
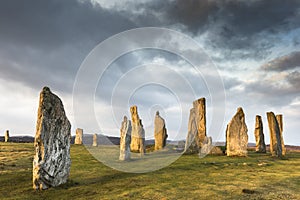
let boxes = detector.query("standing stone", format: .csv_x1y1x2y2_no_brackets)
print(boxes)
276,114,286,156
119,116,132,161
193,98,206,147
267,112,282,157
184,108,198,153
184,98,206,153
33,87,71,190
4,130,9,142
226,107,248,157
75,128,83,145
254,115,266,153
130,106,145,155
154,111,168,150
92,134,98,147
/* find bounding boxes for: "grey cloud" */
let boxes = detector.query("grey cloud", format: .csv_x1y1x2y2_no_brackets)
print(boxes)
286,71,300,87
242,76,300,107
261,51,300,71
0,0,136,93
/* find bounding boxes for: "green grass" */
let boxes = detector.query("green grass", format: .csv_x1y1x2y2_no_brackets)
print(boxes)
0,142,300,200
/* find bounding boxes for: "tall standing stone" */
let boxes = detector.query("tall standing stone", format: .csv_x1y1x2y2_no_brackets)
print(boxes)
226,107,248,157
4,130,9,142
154,111,168,150
193,98,206,147
254,115,266,153
267,112,282,157
119,116,132,161
33,87,71,190
75,128,83,144
184,98,206,153
93,134,98,147
130,106,145,155
184,108,198,153
276,114,286,156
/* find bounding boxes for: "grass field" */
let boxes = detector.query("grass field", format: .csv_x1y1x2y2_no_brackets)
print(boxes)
0,142,300,200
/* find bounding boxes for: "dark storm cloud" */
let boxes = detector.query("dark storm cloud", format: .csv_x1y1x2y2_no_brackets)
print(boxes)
0,0,135,50
0,0,136,92
124,0,300,61
261,51,300,71
148,0,300,37
167,0,300,61
1,0,300,98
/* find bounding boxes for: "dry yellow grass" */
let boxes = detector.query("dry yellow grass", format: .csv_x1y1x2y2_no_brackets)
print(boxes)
0,142,300,200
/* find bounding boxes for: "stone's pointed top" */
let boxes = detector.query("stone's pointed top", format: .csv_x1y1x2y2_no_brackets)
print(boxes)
123,116,128,121
130,105,138,114
256,115,262,118
42,86,51,92
237,107,243,112
156,111,159,116
193,97,205,106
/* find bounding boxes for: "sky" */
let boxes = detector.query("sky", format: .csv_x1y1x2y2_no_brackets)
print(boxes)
0,0,299,145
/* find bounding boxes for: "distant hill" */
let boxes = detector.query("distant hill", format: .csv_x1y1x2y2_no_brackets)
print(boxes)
0,136,34,143
1,136,299,151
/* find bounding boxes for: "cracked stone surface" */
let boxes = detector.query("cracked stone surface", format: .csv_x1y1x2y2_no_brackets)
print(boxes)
33,87,71,190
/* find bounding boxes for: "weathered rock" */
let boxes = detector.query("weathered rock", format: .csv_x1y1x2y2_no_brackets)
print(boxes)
4,130,9,142
93,134,98,147
75,128,83,145
193,98,206,147
209,146,224,155
154,111,168,150
33,87,71,190
276,114,286,156
267,112,282,157
254,115,266,153
199,136,223,156
184,98,206,153
184,108,198,154
200,136,213,155
226,107,248,157
119,116,132,161
130,106,145,155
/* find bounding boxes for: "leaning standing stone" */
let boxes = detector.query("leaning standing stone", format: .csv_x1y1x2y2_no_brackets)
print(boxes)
254,115,266,153
119,116,132,161
276,114,286,156
4,130,9,142
130,106,145,155
226,107,248,157
154,111,168,150
75,128,83,144
33,87,71,190
267,112,282,157
93,134,98,147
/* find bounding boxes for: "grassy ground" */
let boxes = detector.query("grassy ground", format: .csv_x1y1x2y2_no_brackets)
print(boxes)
0,142,300,200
